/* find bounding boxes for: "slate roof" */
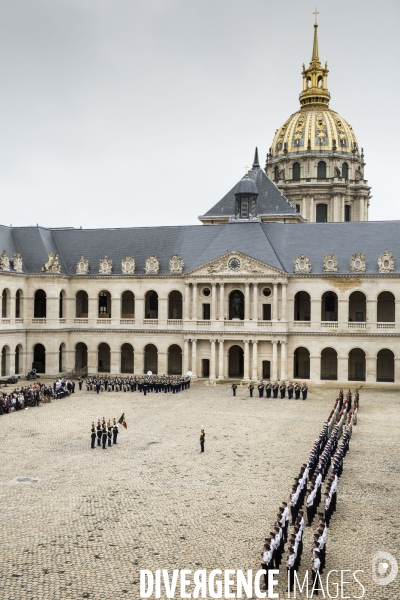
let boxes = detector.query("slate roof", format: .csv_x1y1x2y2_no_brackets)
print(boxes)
0,220,399,276
199,166,298,219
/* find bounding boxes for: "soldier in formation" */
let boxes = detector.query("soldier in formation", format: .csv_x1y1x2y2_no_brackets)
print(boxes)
85,374,191,394
92,416,120,449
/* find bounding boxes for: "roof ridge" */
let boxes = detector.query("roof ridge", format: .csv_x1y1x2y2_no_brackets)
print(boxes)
259,224,286,272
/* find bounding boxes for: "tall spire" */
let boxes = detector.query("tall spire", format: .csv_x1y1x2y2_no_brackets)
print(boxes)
299,12,330,108
252,147,260,169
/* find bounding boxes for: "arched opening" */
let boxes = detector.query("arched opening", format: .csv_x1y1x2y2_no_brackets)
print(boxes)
59,290,65,318
33,343,46,373
1,288,10,318
76,290,88,318
317,76,322,88
75,342,88,370
121,343,134,373
321,291,338,321
59,343,66,373
349,291,366,322
15,344,22,374
98,291,111,318
168,344,182,375
292,162,301,181
34,290,47,318
317,161,326,179
15,289,22,318
229,290,244,320
121,291,135,318
316,204,328,222
342,162,349,179
144,344,158,374
294,291,311,321
1,345,9,376
377,292,395,323
168,291,183,319
321,348,338,380
274,166,279,182
98,343,111,373
228,345,244,378
348,348,366,381
145,291,158,319
294,347,310,379
377,349,395,382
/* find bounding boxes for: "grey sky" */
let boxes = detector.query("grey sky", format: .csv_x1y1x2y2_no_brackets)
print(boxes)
0,0,399,229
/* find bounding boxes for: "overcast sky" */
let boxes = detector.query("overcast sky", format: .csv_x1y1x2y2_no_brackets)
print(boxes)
0,0,399,229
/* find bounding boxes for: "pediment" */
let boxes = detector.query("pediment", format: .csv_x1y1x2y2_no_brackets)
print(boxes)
185,252,285,277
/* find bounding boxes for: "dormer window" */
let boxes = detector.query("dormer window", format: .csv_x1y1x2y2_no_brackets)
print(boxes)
241,199,249,218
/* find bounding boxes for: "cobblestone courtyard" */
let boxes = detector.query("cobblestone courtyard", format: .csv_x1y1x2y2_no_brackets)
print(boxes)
0,383,399,599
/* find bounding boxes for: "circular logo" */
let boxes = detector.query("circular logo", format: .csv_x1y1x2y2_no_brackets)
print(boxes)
372,551,398,586
147,371,152,376
228,258,241,271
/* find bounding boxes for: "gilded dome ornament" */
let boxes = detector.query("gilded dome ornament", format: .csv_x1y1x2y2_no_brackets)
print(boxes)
350,252,366,273
323,254,338,273
294,254,312,273
377,250,395,273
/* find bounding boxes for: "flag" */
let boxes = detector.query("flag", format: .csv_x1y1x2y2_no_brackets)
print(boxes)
118,412,127,429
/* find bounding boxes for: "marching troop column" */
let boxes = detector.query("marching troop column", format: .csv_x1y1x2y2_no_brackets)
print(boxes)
191,339,197,377
218,340,224,379
243,340,250,380
210,339,216,379
272,340,278,380
244,283,250,320
252,340,258,380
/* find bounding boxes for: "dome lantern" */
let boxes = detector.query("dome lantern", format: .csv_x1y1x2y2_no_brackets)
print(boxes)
299,16,330,108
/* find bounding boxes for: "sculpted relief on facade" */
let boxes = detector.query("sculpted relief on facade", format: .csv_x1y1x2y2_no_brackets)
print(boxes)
122,256,135,274
169,255,184,274
293,254,312,273
99,256,112,275
145,256,160,274
13,252,23,272
0,250,10,271
42,253,62,273
323,253,338,273
377,250,395,273
350,252,366,273
76,257,89,275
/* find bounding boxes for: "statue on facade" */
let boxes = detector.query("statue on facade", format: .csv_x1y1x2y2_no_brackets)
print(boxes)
13,252,23,272
232,293,242,319
42,253,61,273
0,250,10,271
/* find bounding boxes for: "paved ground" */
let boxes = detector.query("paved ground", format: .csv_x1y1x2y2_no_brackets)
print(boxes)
0,382,399,600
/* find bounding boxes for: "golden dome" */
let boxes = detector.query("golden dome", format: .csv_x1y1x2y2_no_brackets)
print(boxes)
271,107,359,158
270,18,360,159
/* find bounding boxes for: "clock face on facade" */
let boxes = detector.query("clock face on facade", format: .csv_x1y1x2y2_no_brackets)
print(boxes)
228,258,241,271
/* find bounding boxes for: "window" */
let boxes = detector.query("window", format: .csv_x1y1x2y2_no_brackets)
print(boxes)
296,204,301,213
203,304,210,320
240,199,249,218
262,304,271,320
274,166,279,181
345,205,351,222
292,162,300,180
342,162,349,179
316,204,328,222
317,161,326,179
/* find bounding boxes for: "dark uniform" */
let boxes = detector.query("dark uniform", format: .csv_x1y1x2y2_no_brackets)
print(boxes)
295,383,301,399
258,382,264,398
96,420,102,446
91,423,96,449
102,425,108,449
287,382,294,399
200,429,205,453
112,419,119,444
107,420,112,447
78,377,83,391
302,383,308,400
272,382,279,398
231,383,237,397
266,381,272,398
280,382,286,399
248,384,254,397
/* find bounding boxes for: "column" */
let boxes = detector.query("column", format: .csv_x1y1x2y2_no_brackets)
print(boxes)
309,195,314,222
395,357,400,383
252,283,258,321
9,350,15,376
184,283,190,320
192,283,198,321
46,296,59,325
243,340,250,380
281,283,287,323
252,340,258,380
272,283,278,321
311,298,320,328
309,355,319,382
219,283,225,320
191,339,197,377
211,283,217,320
210,339,216,379
337,354,348,384
366,299,377,329
280,341,287,380
244,284,250,320
158,296,168,327
88,348,97,374
365,355,375,383
111,350,120,374
134,295,144,326
183,339,189,375
337,298,348,327
396,301,400,329
272,341,278,379
142,348,146,374
158,351,167,375
218,339,224,379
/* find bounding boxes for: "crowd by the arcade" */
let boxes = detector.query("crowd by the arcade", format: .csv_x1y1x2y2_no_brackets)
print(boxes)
259,388,359,594
0,378,76,414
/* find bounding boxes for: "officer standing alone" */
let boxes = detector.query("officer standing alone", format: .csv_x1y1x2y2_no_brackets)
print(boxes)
200,428,205,453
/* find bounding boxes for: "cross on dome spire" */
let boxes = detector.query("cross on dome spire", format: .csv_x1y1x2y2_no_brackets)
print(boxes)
311,9,320,63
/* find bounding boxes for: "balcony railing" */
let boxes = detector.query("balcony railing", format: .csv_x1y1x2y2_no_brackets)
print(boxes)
59,318,66,324
167,319,183,326
96,318,111,325
348,321,366,330
74,318,89,324
258,321,272,327
32,318,46,324
143,319,158,326
15,318,24,324
377,322,395,329
293,320,311,327
1,319,10,325
321,321,338,329
120,319,135,325
197,320,211,326
224,320,244,326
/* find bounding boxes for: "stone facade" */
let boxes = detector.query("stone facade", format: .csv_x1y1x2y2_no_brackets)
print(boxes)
1,263,399,385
